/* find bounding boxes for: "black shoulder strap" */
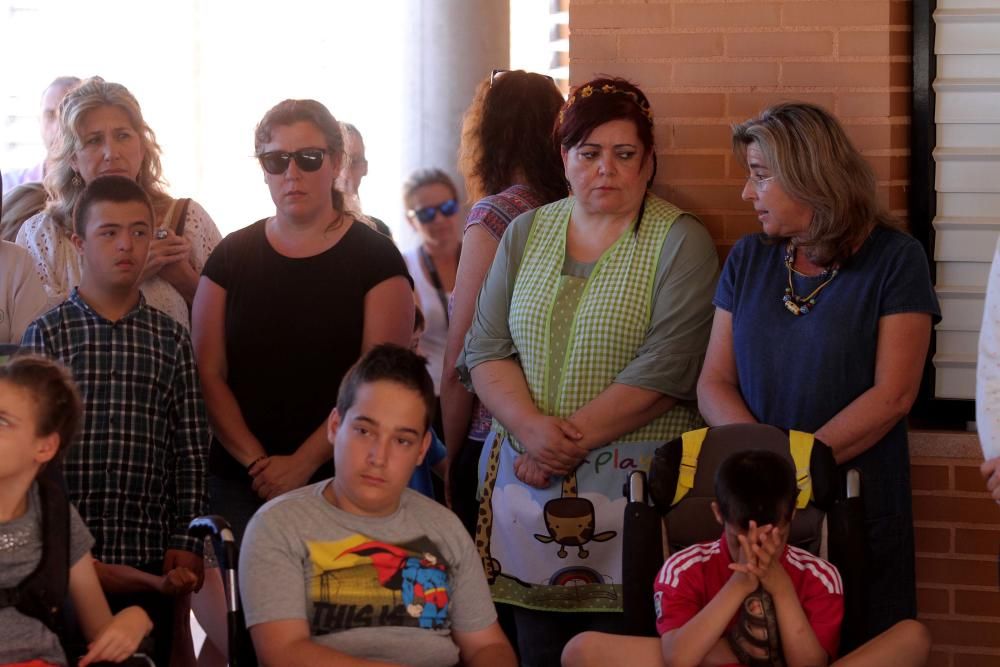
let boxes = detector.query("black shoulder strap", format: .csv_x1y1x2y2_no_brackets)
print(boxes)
174,197,192,238
0,467,71,633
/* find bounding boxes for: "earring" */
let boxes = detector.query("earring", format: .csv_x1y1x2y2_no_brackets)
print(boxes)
71,172,82,187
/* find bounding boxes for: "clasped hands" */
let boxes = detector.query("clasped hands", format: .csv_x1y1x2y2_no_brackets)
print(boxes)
727,520,790,595
249,453,313,501
511,414,588,488
725,521,791,664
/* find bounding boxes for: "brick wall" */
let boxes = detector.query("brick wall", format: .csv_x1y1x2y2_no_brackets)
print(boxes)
569,0,911,257
912,448,1000,667
568,3,1000,663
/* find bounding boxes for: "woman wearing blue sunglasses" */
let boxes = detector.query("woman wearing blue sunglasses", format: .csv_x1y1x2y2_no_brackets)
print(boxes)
402,168,462,422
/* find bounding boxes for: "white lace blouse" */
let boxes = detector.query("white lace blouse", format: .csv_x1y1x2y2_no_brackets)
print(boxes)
15,199,222,330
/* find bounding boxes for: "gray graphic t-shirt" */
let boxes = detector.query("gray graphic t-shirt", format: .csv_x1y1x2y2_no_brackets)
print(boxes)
240,483,497,667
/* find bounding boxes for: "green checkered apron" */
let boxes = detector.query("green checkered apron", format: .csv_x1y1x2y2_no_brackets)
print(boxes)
476,194,703,611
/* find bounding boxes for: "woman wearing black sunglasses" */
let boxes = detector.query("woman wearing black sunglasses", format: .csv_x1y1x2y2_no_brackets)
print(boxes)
402,167,461,428
192,98,413,540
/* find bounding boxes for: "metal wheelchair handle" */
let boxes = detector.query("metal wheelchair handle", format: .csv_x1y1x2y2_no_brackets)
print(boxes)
846,469,861,499
188,514,240,614
627,470,649,504
188,514,235,541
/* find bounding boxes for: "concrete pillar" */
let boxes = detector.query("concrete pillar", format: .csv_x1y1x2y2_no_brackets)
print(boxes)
402,0,510,206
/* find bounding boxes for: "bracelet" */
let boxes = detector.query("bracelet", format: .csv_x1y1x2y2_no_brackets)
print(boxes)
246,455,267,474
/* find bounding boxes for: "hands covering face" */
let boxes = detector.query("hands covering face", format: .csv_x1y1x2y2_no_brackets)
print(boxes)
728,520,790,594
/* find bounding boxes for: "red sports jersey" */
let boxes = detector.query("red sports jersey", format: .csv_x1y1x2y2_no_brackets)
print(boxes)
653,536,844,659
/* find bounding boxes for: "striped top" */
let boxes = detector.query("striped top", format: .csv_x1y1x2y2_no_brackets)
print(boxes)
653,535,843,658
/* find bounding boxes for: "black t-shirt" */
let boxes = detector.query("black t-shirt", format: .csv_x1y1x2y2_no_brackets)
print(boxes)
202,218,410,479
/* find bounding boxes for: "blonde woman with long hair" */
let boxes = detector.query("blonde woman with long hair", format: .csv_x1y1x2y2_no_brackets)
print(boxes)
16,76,221,330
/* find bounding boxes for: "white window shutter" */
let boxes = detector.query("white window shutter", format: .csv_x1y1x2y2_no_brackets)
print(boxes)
932,2,1000,398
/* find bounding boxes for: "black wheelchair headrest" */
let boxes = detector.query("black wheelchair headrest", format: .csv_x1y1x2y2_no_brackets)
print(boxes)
648,424,838,516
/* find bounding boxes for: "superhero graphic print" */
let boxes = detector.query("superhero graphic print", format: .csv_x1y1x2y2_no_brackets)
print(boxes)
307,534,452,634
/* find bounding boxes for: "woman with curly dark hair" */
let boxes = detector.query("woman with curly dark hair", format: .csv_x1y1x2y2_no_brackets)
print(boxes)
440,70,565,534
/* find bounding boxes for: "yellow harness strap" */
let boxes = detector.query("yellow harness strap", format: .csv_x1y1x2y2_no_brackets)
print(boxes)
672,428,708,506
788,430,815,509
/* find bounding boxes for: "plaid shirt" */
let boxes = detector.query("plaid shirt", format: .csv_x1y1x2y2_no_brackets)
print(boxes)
21,289,208,565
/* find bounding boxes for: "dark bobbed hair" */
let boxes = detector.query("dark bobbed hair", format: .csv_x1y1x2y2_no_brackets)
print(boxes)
335,344,436,431
254,99,346,215
2,354,82,458
73,175,154,237
732,102,898,267
715,449,797,530
555,76,657,186
402,168,459,208
458,71,566,204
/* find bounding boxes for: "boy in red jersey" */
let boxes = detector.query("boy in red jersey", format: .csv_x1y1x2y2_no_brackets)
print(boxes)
562,450,930,667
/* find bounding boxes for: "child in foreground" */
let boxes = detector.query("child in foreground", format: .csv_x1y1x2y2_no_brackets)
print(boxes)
562,449,931,667
239,344,516,666
0,355,151,666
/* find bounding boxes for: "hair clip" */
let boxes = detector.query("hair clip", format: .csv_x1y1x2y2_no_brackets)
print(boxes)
560,83,654,126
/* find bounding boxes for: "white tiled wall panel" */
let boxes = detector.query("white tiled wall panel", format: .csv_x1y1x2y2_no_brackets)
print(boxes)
938,54,1000,78
936,260,993,287
935,9,1000,54
938,0,1000,8
936,330,980,355
936,288,986,331
938,193,1000,218
938,124,1000,146
932,4,1000,398
934,81,1000,123
934,149,1000,192
933,219,1000,263
935,363,978,399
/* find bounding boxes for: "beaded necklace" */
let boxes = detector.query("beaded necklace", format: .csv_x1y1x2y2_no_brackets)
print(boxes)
782,242,838,315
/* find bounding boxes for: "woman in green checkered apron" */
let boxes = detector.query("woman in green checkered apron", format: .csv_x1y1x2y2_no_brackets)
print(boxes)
459,77,718,665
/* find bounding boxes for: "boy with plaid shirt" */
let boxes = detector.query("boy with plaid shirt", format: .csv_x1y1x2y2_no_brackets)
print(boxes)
22,175,208,664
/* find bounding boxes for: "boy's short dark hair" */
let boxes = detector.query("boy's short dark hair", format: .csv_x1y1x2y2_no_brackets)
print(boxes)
336,344,435,431
2,354,82,458
72,175,155,237
715,449,797,529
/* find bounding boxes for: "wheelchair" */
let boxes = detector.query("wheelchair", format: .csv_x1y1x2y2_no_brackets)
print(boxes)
188,514,257,667
621,423,866,650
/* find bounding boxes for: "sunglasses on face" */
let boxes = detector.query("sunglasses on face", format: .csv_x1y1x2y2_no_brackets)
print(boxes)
408,199,459,224
257,148,327,175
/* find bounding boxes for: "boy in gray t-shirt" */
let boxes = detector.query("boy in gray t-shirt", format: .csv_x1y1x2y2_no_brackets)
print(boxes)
240,345,516,667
